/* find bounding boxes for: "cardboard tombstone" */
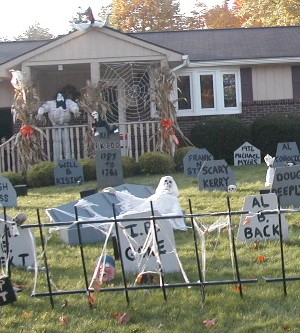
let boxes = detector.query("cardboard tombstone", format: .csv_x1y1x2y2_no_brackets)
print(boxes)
0,213,36,268
274,142,300,167
0,176,17,208
116,211,181,274
234,141,261,166
237,193,289,242
271,164,300,208
54,159,84,186
197,159,236,191
0,276,17,306
94,127,124,188
183,148,214,177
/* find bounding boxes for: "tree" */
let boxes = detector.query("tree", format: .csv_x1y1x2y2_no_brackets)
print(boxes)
236,0,300,27
110,0,182,32
205,3,243,29
14,23,54,41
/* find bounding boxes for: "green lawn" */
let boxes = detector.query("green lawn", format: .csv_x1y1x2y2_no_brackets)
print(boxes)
2,164,300,333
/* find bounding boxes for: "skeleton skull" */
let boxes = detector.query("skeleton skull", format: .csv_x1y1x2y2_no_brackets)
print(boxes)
91,111,99,121
227,185,237,192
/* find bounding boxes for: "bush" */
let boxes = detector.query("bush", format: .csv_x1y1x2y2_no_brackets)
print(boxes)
122,156,140,177
251,115,300,157
27,161,56,188
174,146,195,171
0,172,25,185
139,152,175,175
79,158,96,181
190,117,251,164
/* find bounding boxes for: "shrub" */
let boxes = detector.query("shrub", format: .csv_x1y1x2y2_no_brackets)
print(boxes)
174,146,195,171
0,172,25,185
79,158,96,181
251,115,300,157
190,117,251,164
122,156,140,177
139,152,175,175
27,161,56,188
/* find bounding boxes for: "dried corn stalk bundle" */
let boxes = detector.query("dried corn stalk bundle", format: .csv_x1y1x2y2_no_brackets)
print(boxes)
11,71,46,174
153,66,193,156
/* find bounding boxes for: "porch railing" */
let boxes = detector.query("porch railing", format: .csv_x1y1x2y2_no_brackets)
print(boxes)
0,121,160,174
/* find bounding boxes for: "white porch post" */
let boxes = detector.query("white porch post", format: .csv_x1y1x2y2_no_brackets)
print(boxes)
90,62,100,84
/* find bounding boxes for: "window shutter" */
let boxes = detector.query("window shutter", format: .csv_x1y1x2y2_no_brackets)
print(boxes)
292,66,300,99
240,68,253,102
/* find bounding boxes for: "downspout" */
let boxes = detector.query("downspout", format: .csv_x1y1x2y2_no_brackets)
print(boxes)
171,55,189,72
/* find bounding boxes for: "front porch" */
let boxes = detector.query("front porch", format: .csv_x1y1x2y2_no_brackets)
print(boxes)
0,120,160,173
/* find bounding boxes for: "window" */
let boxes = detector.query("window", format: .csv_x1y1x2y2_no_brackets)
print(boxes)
176,68,241,116
177,75,191,110
200,74,214,108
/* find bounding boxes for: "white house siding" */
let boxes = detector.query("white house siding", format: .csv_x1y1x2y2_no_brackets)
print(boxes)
252,64,293,101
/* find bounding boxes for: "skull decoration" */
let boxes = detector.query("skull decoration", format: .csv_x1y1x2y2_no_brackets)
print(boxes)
227,185,237,192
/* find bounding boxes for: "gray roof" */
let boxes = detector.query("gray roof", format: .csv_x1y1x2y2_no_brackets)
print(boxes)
131,26,300,62
0,39,53,65
1,26,300,66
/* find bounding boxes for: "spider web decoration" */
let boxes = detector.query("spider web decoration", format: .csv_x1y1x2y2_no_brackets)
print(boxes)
101,62,159,123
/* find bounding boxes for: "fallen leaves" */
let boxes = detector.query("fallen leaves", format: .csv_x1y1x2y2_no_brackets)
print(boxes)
203,318,217,328
112,312,131,324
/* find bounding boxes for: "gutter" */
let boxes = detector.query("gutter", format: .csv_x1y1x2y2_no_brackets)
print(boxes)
171,55,189,72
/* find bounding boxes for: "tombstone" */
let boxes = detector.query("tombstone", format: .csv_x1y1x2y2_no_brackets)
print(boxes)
54,159,84,186
117,211,181,274
46,183,155,245
274,142,300,167
234,141,261,166
197,159,236,191
272,164,300,208
237,193,289,242
0,214,36,268
0,176,17,207
94,127,123,188
183,148,214,177
0,276,17,306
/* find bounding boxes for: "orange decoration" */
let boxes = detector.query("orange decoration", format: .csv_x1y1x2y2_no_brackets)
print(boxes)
256,255,267,262
112,312,131,324
20,124,35,138
234,285,245,292
88,293,96,305
59,315,69,324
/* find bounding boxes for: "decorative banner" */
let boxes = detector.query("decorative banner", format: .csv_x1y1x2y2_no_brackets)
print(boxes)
94,128,124,188
274,142,300,167
0,176,17,208
117,211,181,274
237,193,289,242
234,141,261,166
0,216,36,268
54,159,84,186
197,159,236,191
183,148,214,177
272,164,300,208
0,276,17,306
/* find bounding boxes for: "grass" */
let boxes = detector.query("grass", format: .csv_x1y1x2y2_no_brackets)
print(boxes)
2,164,300,332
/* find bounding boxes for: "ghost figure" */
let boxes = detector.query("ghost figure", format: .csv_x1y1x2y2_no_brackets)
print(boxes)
264,154,276,187
37,93,80,160
105,176,187,231
91,110,118,136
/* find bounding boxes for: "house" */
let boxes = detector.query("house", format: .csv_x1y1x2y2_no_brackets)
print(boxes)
1,25,300,172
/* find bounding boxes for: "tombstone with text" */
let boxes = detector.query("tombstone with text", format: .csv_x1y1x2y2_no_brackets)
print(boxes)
94,128,123,188
183,148,214,177
234,141,261,166
274,142,300,167
54,159,84,186
117,211,180,274
237,193,289,242
197,159,236,191
272,164,300,208
0,176,17,207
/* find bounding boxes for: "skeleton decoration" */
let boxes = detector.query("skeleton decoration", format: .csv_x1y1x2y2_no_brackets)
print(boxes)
227,185,237,192
91,110,118,136
264,154,276,187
